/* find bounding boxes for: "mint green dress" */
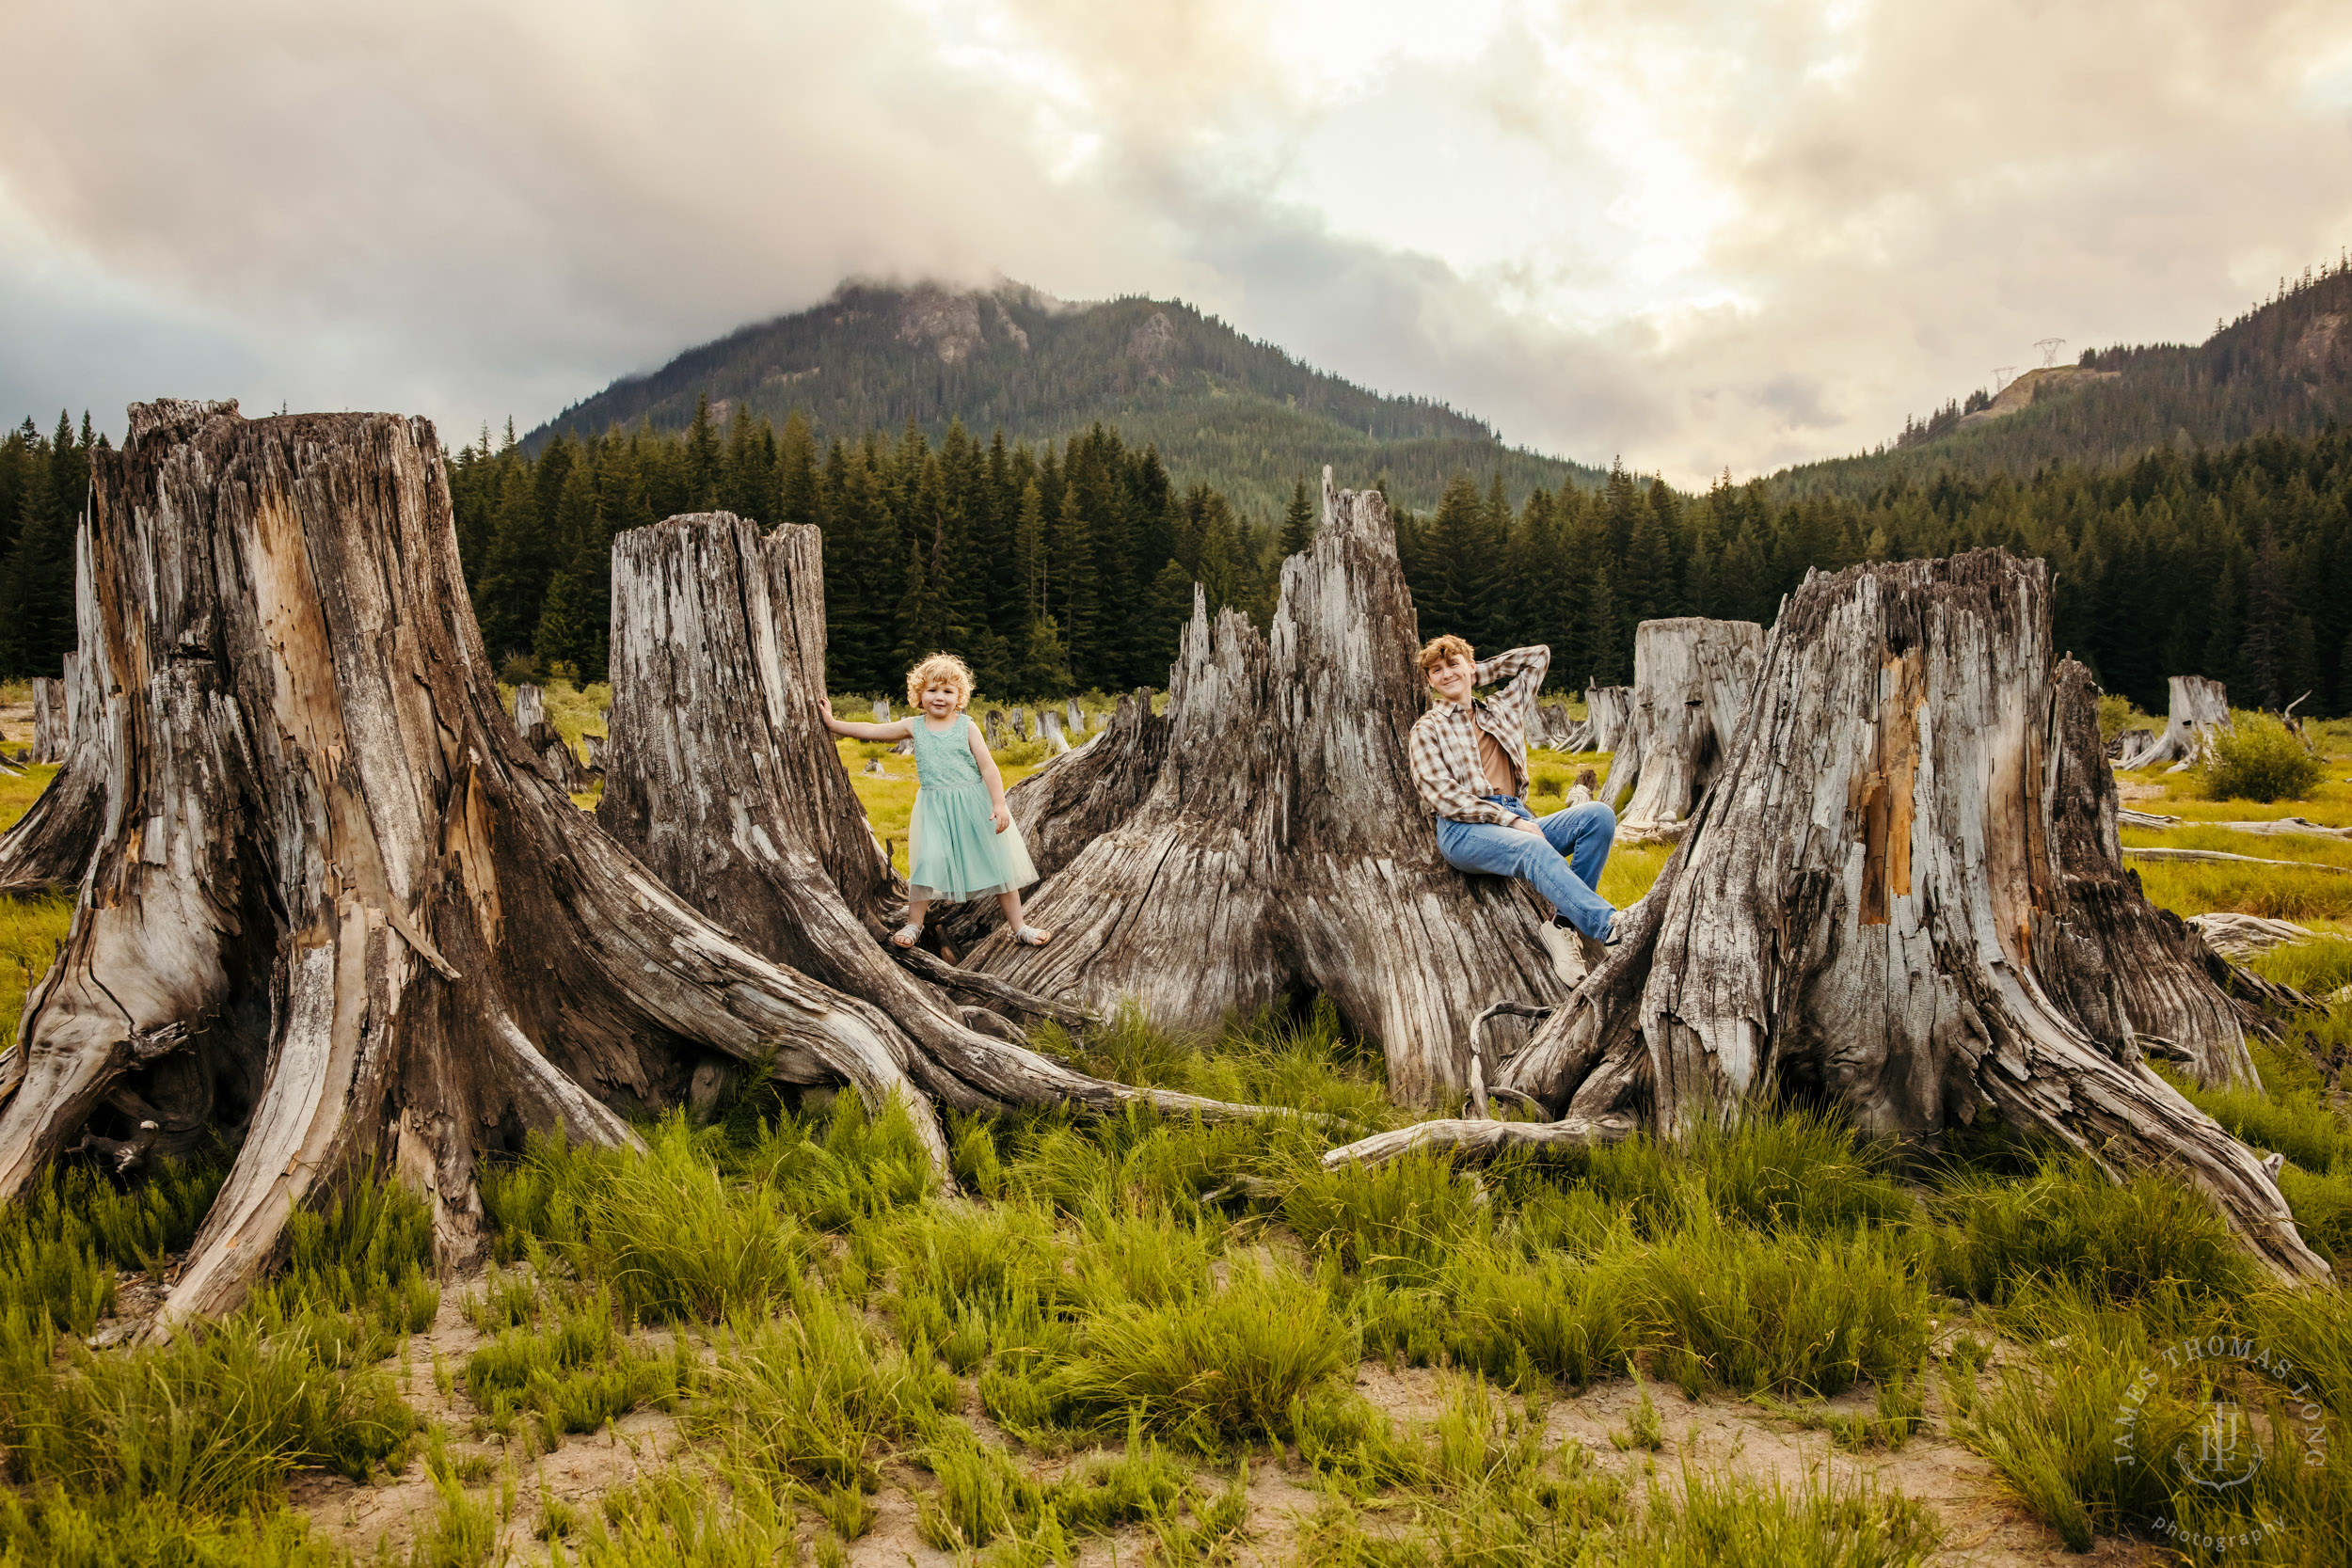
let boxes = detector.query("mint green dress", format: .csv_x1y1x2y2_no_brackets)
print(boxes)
907,714,1038,902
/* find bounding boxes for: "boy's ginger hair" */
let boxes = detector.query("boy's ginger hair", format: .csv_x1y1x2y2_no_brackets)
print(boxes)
905,652,977,709
1418,634,1475,680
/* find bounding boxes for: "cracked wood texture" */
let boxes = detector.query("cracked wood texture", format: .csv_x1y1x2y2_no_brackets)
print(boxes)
1475,550,2324,1280
0,523,105,894
960,469,1574,1106
2117,675,2230,770
1613,617,1763,839
0,403,1050,1325
594,512,1288,1125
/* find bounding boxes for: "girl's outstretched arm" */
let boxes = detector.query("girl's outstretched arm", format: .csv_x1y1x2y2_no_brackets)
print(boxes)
969,721,1013,832
819,697,914,742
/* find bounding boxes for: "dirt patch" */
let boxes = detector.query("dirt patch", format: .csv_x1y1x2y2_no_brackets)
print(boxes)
269,1268,2165,1566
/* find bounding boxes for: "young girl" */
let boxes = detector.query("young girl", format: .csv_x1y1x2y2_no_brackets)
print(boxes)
821,653,1051,949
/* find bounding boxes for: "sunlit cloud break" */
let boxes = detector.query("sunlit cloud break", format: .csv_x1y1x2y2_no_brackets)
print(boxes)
2,0,2347,483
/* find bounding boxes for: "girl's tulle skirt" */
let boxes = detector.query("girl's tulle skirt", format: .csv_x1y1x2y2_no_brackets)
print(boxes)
907,784,1038,902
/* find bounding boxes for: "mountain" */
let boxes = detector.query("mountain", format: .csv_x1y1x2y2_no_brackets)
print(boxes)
526,280,1601,518
1773,259,2352,498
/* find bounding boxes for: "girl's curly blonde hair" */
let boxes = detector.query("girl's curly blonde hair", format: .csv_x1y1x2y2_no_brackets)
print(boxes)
904,652,976,710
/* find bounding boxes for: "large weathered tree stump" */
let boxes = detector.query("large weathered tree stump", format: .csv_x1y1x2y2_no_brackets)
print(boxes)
956,470,1574,1105
0,403,1227,1327
0,526,106,894
1613,617,1763,841
2117,675,2230,771
593,513,1289,1125
1334,552,2325,1282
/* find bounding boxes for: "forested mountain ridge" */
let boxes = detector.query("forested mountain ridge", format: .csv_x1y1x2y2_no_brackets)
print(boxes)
526,280,1601,519
1775,257,2352,498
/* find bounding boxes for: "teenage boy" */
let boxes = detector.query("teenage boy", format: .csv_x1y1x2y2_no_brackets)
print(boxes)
1407,636,1620,947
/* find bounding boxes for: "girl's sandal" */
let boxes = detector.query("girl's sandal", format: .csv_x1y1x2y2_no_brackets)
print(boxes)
889,923,924,949
1012,926,1053,947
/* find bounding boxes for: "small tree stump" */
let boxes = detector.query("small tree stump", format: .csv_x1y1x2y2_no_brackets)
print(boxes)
985,708,1008,748
960,469,1574,1104
1613,617,1764,840
1041,710,1069,753
2118,676,2230,770
1012,707,1030,740
1581,686,1634,753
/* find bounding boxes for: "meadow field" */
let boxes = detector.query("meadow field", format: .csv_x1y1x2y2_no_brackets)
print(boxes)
0,703,2344,1565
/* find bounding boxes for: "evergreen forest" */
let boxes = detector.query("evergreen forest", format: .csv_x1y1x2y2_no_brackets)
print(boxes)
8,398,2352,720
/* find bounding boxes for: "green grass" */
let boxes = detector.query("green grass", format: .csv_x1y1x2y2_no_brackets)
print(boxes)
0,757,72,1055
7,993,2349,1563
0,1170,437,1565
1948,1281,2352,1561
481,1114,812,1323
463,1282,691,1449
0,1154,225,1334
1925,1151,2266,1307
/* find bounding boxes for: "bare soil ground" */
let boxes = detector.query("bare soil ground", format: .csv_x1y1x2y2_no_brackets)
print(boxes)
147,1259,2156,1567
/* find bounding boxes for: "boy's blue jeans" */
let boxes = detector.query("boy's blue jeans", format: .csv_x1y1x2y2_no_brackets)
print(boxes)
1436,796,1617,939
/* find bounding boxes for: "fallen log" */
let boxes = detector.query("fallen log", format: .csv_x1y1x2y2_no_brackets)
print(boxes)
958,469,1576,1105
2121,810,2352,839
2123,847,2352,873
1333,552,2325,1282
2118,675,2230,770
2186,913,2318,960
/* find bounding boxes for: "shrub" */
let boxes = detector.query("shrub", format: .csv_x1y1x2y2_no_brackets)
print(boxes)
2097,691,2153,741
2196,714,2324,802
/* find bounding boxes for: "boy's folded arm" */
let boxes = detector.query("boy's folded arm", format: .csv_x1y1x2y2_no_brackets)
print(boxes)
1474,645,1549,722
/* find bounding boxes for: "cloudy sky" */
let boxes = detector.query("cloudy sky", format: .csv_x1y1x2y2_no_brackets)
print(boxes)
5,0,2350,483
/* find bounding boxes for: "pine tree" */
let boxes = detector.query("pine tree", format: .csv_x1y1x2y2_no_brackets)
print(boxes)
1279,476,1315,558
682,393,722,511
1144,557,1193,682
1016,613,1073,699
534,457,611,680
1046,476,1096,678
774,410,822,531
0,413,76,677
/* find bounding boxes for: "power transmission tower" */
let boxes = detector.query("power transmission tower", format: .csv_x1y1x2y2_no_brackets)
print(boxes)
2034,338,2067,368
1994,367,2018,392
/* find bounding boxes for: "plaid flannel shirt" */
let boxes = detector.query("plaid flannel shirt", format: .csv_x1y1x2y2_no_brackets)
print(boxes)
1407,645,1549,826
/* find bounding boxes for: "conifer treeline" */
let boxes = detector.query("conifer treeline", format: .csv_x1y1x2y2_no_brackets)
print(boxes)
0,414,96,681
1395,430,2352,718
8,403,2352,725
447,396,1287,699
